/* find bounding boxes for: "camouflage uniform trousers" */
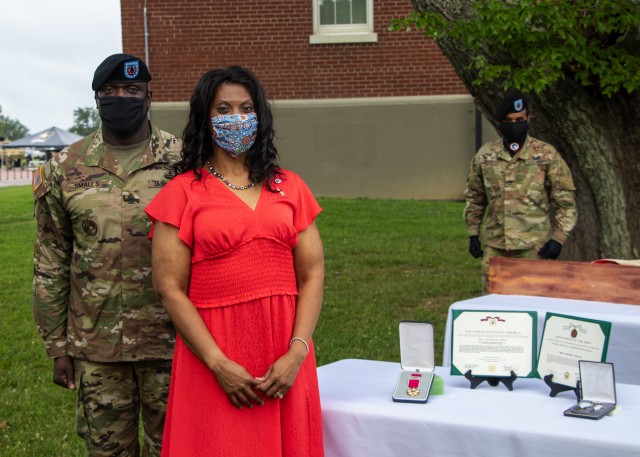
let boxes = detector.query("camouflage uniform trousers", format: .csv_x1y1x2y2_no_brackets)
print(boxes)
481,246,544,294
74,359,172,457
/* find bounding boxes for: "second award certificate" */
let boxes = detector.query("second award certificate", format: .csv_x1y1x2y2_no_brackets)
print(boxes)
536,313,611,387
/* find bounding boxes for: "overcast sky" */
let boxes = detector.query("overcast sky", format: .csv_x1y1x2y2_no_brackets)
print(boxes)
0,0,122,134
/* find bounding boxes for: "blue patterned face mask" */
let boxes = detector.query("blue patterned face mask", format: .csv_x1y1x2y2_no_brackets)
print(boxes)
211,113,258,158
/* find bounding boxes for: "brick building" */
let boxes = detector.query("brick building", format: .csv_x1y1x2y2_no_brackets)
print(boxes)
120,0,488,199
121,0,466,100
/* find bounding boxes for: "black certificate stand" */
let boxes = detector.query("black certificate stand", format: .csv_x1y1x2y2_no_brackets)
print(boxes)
464,370,517,391
544,374,580,400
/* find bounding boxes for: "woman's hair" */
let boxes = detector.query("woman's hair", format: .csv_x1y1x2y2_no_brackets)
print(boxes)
174,66,281,189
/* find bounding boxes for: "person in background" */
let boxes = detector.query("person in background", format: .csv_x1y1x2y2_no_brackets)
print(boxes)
32,53,181,456
146,66,324,457
463,90,578,293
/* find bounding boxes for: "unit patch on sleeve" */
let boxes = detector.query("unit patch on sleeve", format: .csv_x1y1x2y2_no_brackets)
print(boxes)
32,166,44,192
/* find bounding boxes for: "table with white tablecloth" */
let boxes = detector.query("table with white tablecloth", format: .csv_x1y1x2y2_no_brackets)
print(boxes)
318,359,640,457
442,294,640,385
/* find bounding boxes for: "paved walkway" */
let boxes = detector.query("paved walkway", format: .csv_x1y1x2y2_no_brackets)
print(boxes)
0,168,33,187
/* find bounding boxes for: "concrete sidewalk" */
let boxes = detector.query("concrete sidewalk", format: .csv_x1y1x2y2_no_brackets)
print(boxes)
0,168,33,187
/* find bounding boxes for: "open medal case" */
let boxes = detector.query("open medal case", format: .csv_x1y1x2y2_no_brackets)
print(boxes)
392,321,435,403
564,361,617,420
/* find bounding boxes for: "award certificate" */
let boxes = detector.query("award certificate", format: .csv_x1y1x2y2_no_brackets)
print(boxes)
536,313,611,387
451,310,536,377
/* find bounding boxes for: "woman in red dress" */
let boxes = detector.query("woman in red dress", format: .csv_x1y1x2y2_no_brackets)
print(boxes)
146,66,324,457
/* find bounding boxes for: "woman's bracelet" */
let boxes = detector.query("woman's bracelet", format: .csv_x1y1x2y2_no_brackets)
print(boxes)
289,337,309,356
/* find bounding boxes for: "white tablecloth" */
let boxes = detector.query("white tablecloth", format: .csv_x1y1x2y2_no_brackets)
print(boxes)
442,294,640,384
318,359,640,457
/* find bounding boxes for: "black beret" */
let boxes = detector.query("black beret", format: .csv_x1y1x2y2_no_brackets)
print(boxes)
92,53,152,91
495,90,528,121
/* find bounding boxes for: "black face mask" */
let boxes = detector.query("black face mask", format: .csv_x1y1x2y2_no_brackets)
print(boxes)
499,120,529,154
98,96,148,135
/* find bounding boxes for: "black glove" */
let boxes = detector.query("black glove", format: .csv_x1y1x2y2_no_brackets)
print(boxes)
468,236,483,259
538,239,562,259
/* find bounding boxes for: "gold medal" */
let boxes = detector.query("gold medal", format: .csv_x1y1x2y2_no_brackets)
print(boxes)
406,387,420,397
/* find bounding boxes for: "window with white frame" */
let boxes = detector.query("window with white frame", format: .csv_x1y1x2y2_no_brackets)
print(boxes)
310,0,378,44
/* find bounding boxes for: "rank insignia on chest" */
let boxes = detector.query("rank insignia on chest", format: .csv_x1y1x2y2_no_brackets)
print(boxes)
82,219,99,236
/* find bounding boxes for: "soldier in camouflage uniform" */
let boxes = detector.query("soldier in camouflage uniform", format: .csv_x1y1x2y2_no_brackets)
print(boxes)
32,54,181,456
463,90,577,293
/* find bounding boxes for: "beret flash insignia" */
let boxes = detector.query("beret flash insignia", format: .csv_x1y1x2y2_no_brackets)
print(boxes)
124,60,140,79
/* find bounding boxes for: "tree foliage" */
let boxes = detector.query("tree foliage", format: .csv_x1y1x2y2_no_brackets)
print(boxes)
391,0,640,260
0,106,29,141
69,107,100,136
391,0,640,96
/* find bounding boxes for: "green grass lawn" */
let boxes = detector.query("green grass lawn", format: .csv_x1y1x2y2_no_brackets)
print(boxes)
0,185,481,456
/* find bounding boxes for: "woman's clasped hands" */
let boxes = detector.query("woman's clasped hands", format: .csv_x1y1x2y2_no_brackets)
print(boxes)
212,348,306,409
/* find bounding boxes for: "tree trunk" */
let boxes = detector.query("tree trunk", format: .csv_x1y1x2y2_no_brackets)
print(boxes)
414,0,640,261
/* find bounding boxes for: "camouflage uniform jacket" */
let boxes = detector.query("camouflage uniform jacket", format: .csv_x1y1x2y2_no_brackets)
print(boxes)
32,124,181,362
463,136,577,250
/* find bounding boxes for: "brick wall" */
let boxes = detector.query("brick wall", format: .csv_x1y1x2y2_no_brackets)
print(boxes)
121,0,467,102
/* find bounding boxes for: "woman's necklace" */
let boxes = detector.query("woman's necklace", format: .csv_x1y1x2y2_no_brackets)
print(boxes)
206,161,257,191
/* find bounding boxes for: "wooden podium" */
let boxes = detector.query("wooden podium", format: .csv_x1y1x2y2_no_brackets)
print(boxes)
488,257,640,305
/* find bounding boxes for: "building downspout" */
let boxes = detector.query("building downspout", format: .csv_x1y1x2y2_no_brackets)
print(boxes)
144,0,150,68
144,0,151,121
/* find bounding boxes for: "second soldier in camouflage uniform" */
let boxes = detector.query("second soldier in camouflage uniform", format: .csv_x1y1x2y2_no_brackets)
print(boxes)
32,54,181,456
464,90,577,293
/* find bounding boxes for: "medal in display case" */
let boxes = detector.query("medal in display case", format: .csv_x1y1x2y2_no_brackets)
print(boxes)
564,361,617,420
392,321,435,403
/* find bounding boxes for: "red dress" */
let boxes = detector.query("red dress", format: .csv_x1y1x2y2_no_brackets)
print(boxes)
145,169,324,457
